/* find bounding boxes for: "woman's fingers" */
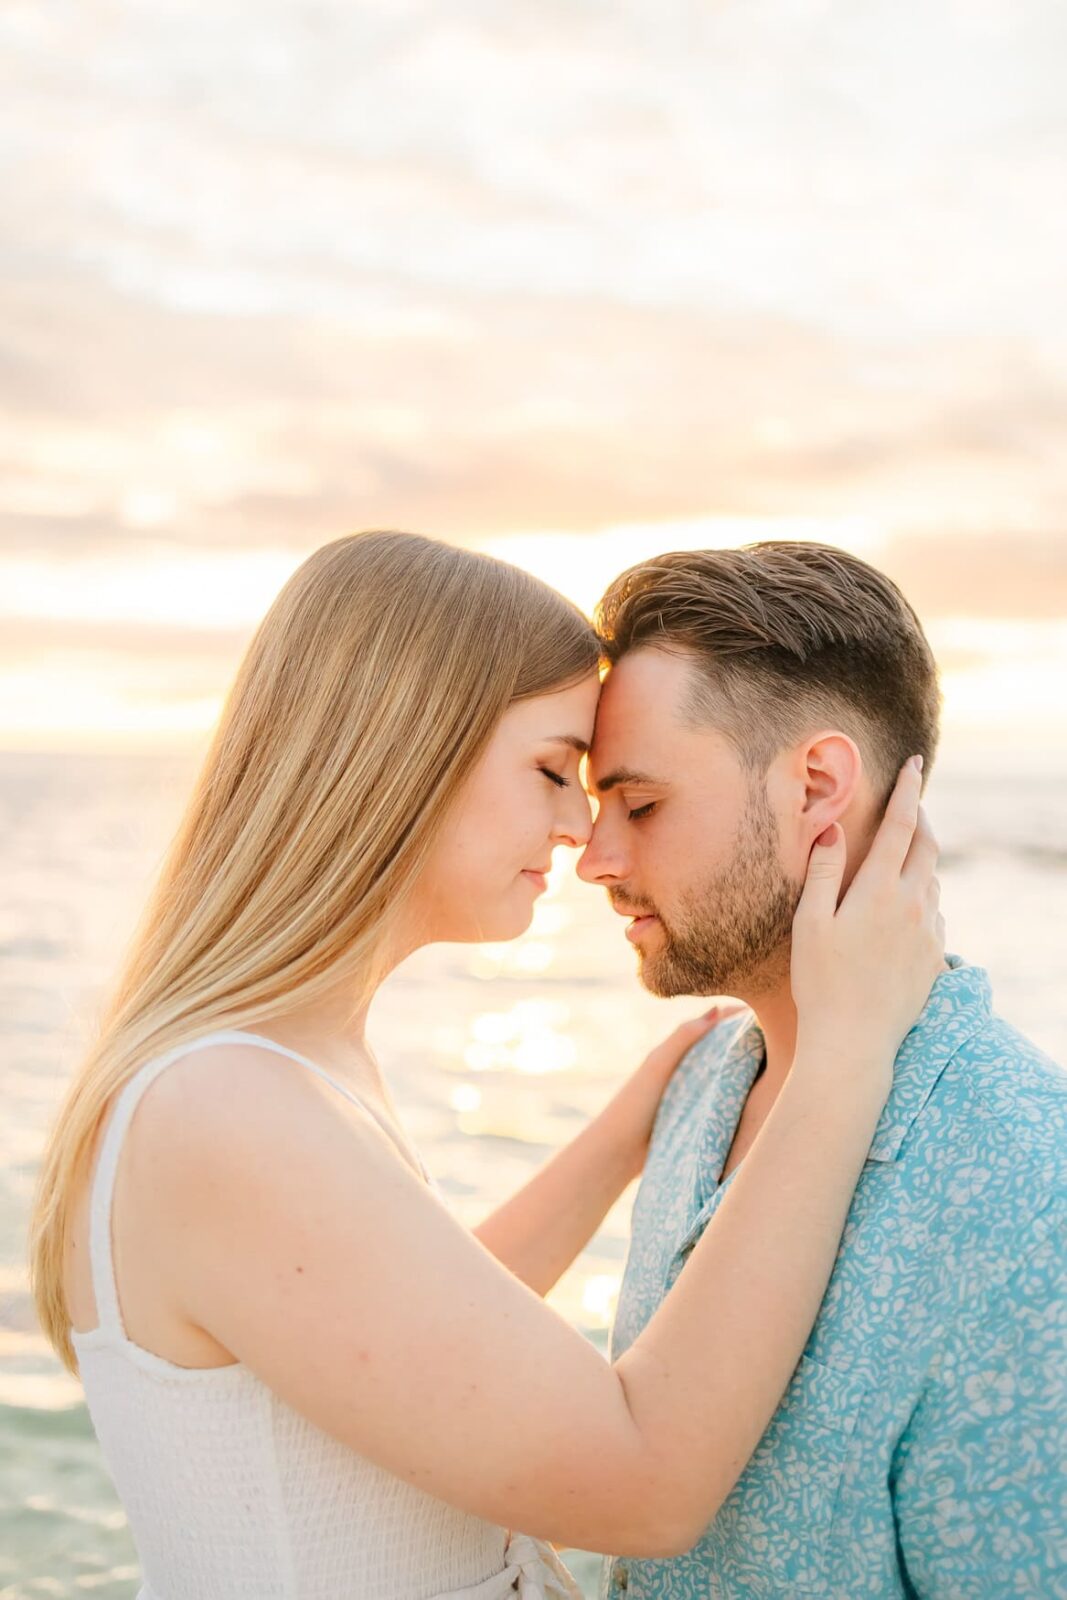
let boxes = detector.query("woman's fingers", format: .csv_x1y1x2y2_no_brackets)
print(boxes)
853,755,923,888
659,1002,747,1058
706,1001,747,1020
642,1003,741,1082
677,1001,744,1043
901,803,939,889
793,821,847,924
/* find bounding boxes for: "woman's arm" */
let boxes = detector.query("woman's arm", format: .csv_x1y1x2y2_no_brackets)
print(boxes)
613,1045,886,1547
159,759,941,1558
473,1010,731,1296
162,1033,887,1558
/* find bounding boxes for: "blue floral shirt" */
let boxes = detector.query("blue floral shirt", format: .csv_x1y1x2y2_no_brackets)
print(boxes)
602,954,1067,1599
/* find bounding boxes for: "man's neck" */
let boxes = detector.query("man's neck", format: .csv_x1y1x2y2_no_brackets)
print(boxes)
740,981,797,1090
712,974,797,1185
739,955,953,1092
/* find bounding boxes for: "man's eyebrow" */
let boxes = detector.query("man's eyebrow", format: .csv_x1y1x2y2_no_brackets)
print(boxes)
544,734,590,755
592,767,667,794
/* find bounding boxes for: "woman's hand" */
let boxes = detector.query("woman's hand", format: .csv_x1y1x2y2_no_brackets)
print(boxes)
790,753,945,1091
615,1003,747,1178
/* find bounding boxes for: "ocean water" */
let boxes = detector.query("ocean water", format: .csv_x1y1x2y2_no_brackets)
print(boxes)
1,747,1064,1598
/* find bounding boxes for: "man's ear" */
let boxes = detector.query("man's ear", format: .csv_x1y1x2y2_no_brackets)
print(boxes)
794,730,863,844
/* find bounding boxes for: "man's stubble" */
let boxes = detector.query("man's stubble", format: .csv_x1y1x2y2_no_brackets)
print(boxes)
635,781,802,1000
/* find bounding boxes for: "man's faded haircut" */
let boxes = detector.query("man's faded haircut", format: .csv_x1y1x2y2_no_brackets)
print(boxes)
595,541,942,812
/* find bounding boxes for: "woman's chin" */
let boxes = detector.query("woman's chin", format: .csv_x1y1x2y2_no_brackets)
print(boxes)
441,904,533,945
484,908,535,943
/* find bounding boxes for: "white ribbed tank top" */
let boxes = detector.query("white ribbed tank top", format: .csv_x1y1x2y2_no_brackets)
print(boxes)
70,1029,581,1600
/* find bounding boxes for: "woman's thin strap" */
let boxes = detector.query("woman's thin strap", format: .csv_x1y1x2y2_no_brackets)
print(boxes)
86,1034,244,1338
86,1029,431,1339
196,1029,432,1183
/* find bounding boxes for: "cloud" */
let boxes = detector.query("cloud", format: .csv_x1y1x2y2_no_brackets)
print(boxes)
0,0,1064,604
2,257,1065,586
0,614,250,668
884,533,1067,622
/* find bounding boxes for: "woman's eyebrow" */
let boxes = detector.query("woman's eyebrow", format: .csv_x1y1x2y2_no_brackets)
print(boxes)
544,734,590,755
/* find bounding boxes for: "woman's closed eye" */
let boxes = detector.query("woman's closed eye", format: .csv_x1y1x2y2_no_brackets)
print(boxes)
539,766,571,789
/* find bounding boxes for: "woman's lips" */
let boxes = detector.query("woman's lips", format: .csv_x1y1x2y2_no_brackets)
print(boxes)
625,914,660,943
521,870,548,893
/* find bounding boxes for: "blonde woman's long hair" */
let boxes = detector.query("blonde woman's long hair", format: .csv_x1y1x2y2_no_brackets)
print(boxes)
30,530,600,1375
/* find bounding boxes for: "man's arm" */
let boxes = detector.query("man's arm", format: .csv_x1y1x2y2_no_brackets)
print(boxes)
892,1196,1066,1597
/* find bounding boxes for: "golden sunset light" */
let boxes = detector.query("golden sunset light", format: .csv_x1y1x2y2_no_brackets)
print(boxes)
3,524,1063,754
4,7,1066,1596
1,2,1065,763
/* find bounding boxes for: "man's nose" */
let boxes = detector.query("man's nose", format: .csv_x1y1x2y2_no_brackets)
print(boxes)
576,817,624,885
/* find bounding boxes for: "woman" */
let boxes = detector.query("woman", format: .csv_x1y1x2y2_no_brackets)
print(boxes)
29,531,944,1599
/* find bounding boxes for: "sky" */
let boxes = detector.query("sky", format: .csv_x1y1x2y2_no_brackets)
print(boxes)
1,0,1065,754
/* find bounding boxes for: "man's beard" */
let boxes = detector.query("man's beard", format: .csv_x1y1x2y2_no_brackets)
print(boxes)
623,785,802,999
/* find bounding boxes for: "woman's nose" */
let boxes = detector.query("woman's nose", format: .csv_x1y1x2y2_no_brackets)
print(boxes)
553,789,593,849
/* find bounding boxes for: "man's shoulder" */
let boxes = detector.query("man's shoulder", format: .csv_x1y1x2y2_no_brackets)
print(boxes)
917,1011,1066,1210
944,1011,1066,1143
651,1008,754,1140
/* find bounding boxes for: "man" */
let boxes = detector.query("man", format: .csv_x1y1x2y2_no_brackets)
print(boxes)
579,542,1066,1598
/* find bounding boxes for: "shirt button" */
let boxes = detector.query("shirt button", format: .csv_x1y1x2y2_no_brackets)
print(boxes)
614,1562,629,1591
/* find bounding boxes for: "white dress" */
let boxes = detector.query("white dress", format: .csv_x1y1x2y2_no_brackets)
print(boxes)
70,1029,583,1599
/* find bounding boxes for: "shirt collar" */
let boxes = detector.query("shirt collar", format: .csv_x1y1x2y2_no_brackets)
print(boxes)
696,953,992,1186
866,952,991,1161
692,1015,768,1200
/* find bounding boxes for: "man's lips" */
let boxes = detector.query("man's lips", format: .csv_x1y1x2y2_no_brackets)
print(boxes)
611,901,661,943
611,900,657,921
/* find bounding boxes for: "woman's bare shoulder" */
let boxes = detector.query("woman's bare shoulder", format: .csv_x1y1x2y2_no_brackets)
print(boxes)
129,1038,388,1184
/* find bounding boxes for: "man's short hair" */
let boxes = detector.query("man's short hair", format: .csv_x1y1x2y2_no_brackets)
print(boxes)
595,541,942,810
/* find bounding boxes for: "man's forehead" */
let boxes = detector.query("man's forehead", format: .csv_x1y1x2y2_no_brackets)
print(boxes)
604,646,691,697
592,649,689,737
585,658,672,789
587,649,732,786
